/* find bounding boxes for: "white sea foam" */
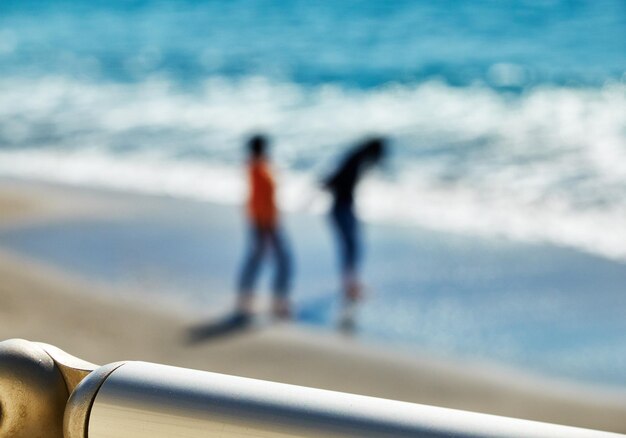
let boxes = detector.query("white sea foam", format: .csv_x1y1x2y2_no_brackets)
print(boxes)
0,76,624,261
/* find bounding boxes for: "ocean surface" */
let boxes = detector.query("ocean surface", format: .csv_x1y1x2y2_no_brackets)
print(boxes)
0,0,625,260
0,1,625,387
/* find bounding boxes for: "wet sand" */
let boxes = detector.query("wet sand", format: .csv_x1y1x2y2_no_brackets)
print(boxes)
0,180,625,433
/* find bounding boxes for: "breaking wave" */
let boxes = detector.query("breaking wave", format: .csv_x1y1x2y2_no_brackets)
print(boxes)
0,75,625,261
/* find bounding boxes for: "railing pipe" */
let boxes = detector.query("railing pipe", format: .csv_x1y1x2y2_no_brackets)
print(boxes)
66,360,623,438
1,339,623,438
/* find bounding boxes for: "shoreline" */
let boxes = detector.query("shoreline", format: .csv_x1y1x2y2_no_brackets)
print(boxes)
1,178,625,433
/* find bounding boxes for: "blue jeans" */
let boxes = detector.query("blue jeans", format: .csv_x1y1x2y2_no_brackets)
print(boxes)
330,203,360,273
238,225,291,298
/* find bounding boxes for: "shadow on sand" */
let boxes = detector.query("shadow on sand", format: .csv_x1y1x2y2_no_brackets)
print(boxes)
186,292,354,344
186,313,253,344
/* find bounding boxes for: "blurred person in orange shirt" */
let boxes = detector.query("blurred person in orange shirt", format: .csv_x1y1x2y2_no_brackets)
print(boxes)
236,134,292,320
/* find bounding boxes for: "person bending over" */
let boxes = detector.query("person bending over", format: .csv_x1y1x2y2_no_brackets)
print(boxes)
323,137,386,327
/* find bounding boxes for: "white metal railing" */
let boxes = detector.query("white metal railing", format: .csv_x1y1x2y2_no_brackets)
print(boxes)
1,339,624,438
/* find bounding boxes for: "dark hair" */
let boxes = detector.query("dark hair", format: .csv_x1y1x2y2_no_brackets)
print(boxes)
358,136,386,165
248,134,268,158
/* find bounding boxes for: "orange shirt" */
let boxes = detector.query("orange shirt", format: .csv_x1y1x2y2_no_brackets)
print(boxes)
247,158,277,227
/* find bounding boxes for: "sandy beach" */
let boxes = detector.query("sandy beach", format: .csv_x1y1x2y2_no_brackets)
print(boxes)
1,180,625,434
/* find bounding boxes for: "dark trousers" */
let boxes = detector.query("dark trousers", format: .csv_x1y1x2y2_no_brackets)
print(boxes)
238,225,291,298
330,202,360,272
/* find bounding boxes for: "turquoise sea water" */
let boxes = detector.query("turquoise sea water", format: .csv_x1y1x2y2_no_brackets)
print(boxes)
1,0,624,86
0,0,624,261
